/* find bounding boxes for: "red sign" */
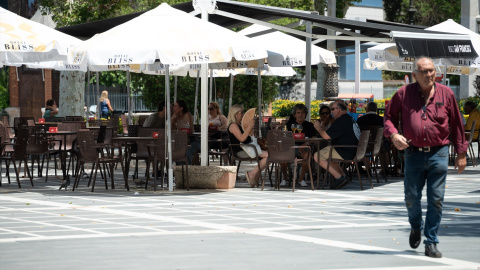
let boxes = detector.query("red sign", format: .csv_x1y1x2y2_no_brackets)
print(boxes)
293,133,305,139
38,118,45,123
263,116,270,122
49,127,58,133
152,132,159,138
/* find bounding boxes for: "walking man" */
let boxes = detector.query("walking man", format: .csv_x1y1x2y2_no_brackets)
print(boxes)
384,57,468,258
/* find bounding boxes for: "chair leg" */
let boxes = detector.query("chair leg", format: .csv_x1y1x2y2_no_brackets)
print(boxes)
91,162,99,192
307,161,314,191
355,161,364,190
292,159,297,192
12,160,21,188
73,161,81,191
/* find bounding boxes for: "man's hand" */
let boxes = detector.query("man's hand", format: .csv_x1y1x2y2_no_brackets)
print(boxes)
314,120,323,132
455,152,467,174
391,133,409,151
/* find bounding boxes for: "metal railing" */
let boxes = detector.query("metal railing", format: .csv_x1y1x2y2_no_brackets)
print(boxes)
85,93,151,112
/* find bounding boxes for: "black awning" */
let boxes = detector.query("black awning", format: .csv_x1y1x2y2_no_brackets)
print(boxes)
57,0,443,50
395,38,478,58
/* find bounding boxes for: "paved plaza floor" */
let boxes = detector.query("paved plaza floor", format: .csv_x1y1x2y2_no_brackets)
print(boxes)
0,155,479,269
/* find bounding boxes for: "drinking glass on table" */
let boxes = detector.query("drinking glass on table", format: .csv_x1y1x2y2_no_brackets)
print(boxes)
297,124,303,133
291,124,297,133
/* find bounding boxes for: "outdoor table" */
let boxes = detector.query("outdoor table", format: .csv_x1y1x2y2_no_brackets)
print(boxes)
294,137,330,189
46,130,77,179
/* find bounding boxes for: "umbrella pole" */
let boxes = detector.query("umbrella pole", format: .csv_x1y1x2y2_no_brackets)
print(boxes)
194,72,200,124
200,8,209,166
87,71,90,127
229,74,233,113
174,76,178,102
257,67,262,137
305,20,312,122
96,72,100,119
165,65,174,191
127,71,131,125
209,69,213,103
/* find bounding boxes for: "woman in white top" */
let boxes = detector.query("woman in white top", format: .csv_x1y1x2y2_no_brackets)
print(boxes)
208,102,227,130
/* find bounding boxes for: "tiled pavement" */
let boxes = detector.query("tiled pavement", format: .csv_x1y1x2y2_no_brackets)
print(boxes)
0,155,479,269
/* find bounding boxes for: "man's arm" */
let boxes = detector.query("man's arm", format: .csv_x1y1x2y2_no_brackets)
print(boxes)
314,120,331,140
448,93,468,173
384,90,409,150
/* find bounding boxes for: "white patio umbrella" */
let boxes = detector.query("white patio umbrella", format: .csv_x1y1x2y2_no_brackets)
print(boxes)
68,3,268,190
238,24,336,122
238,24,336,67
364,20,480,75
0,7,81,65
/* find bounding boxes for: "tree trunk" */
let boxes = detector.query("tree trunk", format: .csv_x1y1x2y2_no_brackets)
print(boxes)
58,71,85,117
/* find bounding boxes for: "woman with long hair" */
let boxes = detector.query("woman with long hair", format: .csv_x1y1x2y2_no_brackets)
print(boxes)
172,99,194,134
208,102,227,130
99,90,114,118
227,104,268,187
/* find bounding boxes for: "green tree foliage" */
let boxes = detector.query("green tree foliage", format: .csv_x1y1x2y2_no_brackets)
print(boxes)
384,0,461,26
0,67,9,110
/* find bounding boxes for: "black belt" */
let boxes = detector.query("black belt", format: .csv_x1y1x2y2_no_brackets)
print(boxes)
408,145,447,152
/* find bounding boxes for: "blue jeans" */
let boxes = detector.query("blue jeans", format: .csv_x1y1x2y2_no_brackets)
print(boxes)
404,145,448,245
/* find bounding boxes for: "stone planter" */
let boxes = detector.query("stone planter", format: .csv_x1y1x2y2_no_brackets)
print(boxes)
173,166,237,189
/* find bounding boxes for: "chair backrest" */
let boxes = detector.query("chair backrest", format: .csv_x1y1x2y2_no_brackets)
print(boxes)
58,122,82,150
13,117,34,135
137,127,163,157
24,126,49,154
12,128,29,158
467,120,476,144
45,117,65,122
128,125,140,137
151,130,166,160
0,124,10,144
171,130,188,161
96,125,107,143
372,128,384,156
355,130,370,161
65,116,84,121
76,129,99,162
266,130,295,163
2,115,9,126
120,115,128,135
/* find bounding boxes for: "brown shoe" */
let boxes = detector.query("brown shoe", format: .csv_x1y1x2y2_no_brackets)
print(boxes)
425,244,442,258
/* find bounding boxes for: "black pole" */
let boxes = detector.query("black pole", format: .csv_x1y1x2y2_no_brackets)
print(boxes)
408,0,417,25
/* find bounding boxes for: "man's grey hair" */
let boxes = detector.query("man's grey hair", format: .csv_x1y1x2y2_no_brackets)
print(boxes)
413,56,434,74
336,101,347,111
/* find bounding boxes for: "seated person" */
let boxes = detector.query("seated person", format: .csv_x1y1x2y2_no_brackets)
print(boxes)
44,99,59,118
464,101,480,140
314,100,361,189
208,102,228,130
227,104,268,187
172,100,197,164
208,102,229,164
281,104,316,187
143,101,166,128
356,102,384,128
318,105,335,130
